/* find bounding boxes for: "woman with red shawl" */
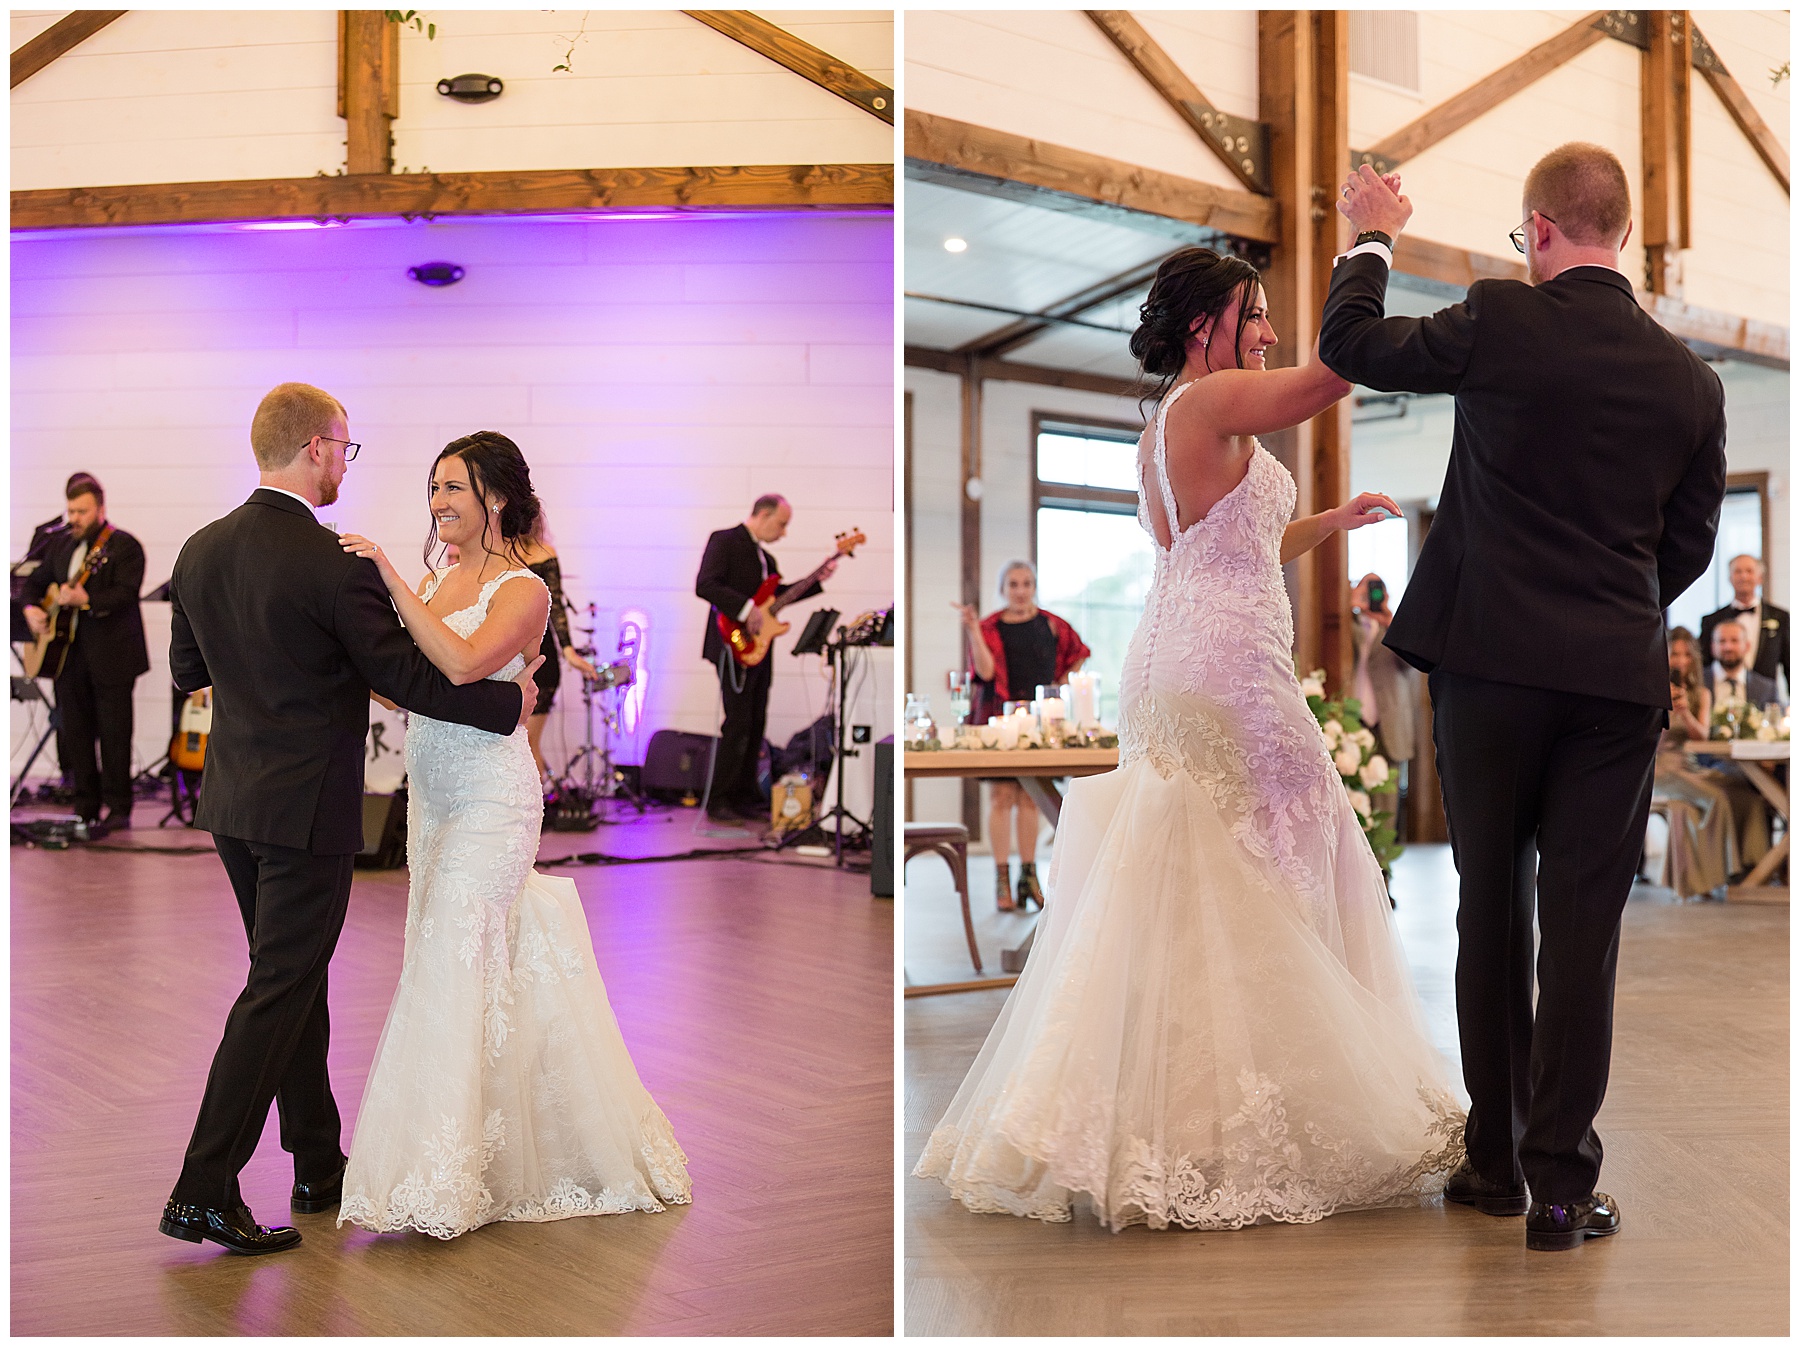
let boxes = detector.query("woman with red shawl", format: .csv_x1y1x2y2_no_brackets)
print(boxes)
953,559,1091,911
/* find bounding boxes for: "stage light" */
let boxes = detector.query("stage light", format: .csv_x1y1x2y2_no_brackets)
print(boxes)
944,237,968,253
239,220,345,231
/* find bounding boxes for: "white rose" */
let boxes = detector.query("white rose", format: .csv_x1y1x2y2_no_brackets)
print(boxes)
978,725,1001,749
1019,725,1043,747
1347,788,1372,818
1322,719,1345,746
1755,722,1778,742
1353,728,1376,751
1359,755,1390,789
1334,745,1363,777
1300,676,1326,700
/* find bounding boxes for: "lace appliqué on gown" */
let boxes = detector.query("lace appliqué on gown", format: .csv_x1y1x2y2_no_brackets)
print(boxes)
340,568,691,1239
916,382,1466,1233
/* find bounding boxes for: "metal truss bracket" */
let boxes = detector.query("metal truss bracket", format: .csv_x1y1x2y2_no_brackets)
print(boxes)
1185,103,1271,195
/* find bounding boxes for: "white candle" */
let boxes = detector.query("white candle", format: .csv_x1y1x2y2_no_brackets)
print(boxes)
996,717,1020,750
1040,697,1066,723
1068,673,1099,726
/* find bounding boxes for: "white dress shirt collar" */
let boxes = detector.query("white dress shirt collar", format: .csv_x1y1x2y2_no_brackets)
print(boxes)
259,485,318,518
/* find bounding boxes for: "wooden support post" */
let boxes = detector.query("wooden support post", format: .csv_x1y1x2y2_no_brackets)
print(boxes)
1259,10,1351,689
959,357,984,837
1641,10,1689,296
339,11,398,176
1310,10,1352,696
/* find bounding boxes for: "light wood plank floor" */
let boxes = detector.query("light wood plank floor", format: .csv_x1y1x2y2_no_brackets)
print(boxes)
13,814,893,1336
904,843,1787,1336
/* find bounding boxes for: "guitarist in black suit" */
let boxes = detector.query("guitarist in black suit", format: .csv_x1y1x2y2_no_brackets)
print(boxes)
159,383,539,1255
1321,145,1727,1251
695,494,835,824
1699,555,1789,695
19,472,149,835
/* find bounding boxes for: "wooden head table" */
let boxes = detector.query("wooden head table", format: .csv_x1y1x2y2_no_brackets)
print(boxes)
903,745,1121,989
1683,738,1788,900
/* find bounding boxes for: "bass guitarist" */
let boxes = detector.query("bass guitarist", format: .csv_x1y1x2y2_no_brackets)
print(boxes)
19,472,150,836
696,493,837,825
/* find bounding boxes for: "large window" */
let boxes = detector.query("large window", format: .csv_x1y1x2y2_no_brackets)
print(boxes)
1032,417,1153,725
1666,476,1769,640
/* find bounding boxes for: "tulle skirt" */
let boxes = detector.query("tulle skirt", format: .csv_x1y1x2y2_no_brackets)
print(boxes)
914,756,1465,1231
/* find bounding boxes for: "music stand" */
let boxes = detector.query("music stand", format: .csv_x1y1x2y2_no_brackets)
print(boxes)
9,673,58,811
791,608,839,657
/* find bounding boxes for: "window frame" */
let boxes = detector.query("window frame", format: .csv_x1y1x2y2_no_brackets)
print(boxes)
1028,410,1148,565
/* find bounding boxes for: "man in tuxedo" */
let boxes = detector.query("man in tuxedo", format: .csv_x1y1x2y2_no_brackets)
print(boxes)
19,472,149,835
1701,621,1778,878
161,382,538,1255
1699,555,1788,695
1321,145,1727,1251
695,494,834,825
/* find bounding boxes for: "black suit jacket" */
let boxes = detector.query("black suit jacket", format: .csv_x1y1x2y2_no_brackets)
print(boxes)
19,524,151,684
1706,665,1780,710
695,523,824,663
1320,256,1727,710
1699,601,1789,688
169,490,522,854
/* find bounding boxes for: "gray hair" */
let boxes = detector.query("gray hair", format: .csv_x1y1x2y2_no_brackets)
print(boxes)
997,558,1037,597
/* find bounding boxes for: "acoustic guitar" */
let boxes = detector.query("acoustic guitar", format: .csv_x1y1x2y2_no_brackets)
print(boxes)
715,529,865,668
21,530,113,680
170,688,213,772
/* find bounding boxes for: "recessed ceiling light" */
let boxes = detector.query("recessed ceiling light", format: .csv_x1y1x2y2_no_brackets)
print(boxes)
944,237,968,253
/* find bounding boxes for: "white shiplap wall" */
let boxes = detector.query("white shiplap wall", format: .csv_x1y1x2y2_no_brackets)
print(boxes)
12,212,895,817
11,9,894,191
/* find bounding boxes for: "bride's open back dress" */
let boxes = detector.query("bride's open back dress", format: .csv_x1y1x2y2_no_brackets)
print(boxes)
340,568,691,1239
915,382,1466,1232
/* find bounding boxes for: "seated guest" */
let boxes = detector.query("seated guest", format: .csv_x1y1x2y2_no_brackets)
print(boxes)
1701,621,1774,877
1707,620,1779,711
1699,554,1788,697
952,559,1090,911
1651,628,1735,898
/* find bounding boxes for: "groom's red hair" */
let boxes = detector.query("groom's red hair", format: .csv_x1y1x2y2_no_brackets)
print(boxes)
1523,143,1632,248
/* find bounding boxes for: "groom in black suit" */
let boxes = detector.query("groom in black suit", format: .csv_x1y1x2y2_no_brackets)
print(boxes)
1321,144,1727,1251
160,383,536,1254
1699,554,1789,693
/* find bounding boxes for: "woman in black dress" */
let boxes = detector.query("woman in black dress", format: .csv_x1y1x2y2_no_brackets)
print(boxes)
513,509,599,786
954,559,1090,910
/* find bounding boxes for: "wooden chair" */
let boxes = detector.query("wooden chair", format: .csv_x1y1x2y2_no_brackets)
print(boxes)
904,822,981,972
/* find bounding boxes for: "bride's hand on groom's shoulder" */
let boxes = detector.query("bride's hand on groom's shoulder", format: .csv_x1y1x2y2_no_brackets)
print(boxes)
340,533,399,589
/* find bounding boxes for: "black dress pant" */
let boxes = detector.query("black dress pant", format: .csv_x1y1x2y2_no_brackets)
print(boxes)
1430,670,1662,1204
54,640,137,820
171,835,353,1209
713,652,772,811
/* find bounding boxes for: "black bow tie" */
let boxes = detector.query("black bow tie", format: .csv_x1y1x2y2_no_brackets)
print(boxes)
1734,605,1757,613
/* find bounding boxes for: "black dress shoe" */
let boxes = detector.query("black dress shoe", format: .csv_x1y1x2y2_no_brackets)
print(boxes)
1444,1159,1529,1216
1526,1192,1620,1251
160,1199,302,1255
292,1157,348,1214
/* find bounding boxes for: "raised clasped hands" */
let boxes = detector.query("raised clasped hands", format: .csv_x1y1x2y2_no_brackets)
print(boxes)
1336,492,1404,531
1336,163,1412,238
339,533,401,590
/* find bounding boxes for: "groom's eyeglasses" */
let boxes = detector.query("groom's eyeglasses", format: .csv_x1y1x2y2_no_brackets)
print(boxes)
1509,212,1556,255
306,435,361,461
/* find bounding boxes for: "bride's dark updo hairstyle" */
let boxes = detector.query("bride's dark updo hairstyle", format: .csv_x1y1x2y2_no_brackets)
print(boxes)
423,430,544,567
1129,246,1264,404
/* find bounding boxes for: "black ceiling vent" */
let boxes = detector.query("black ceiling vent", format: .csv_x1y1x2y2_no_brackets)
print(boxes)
437,74,503,102
408,262,465,286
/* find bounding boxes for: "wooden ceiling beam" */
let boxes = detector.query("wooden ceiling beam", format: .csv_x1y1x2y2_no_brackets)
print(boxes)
1692,27,1789,194
904,345,1141,398
1085,11,1267,194
683,11,893,124
11,11,127,89
905,109,1279,245
11,165,894,229
1363,12,1606,167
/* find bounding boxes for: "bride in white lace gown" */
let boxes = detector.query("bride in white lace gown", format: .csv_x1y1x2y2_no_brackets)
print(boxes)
916,247,1466,1232
336,433,689,1238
